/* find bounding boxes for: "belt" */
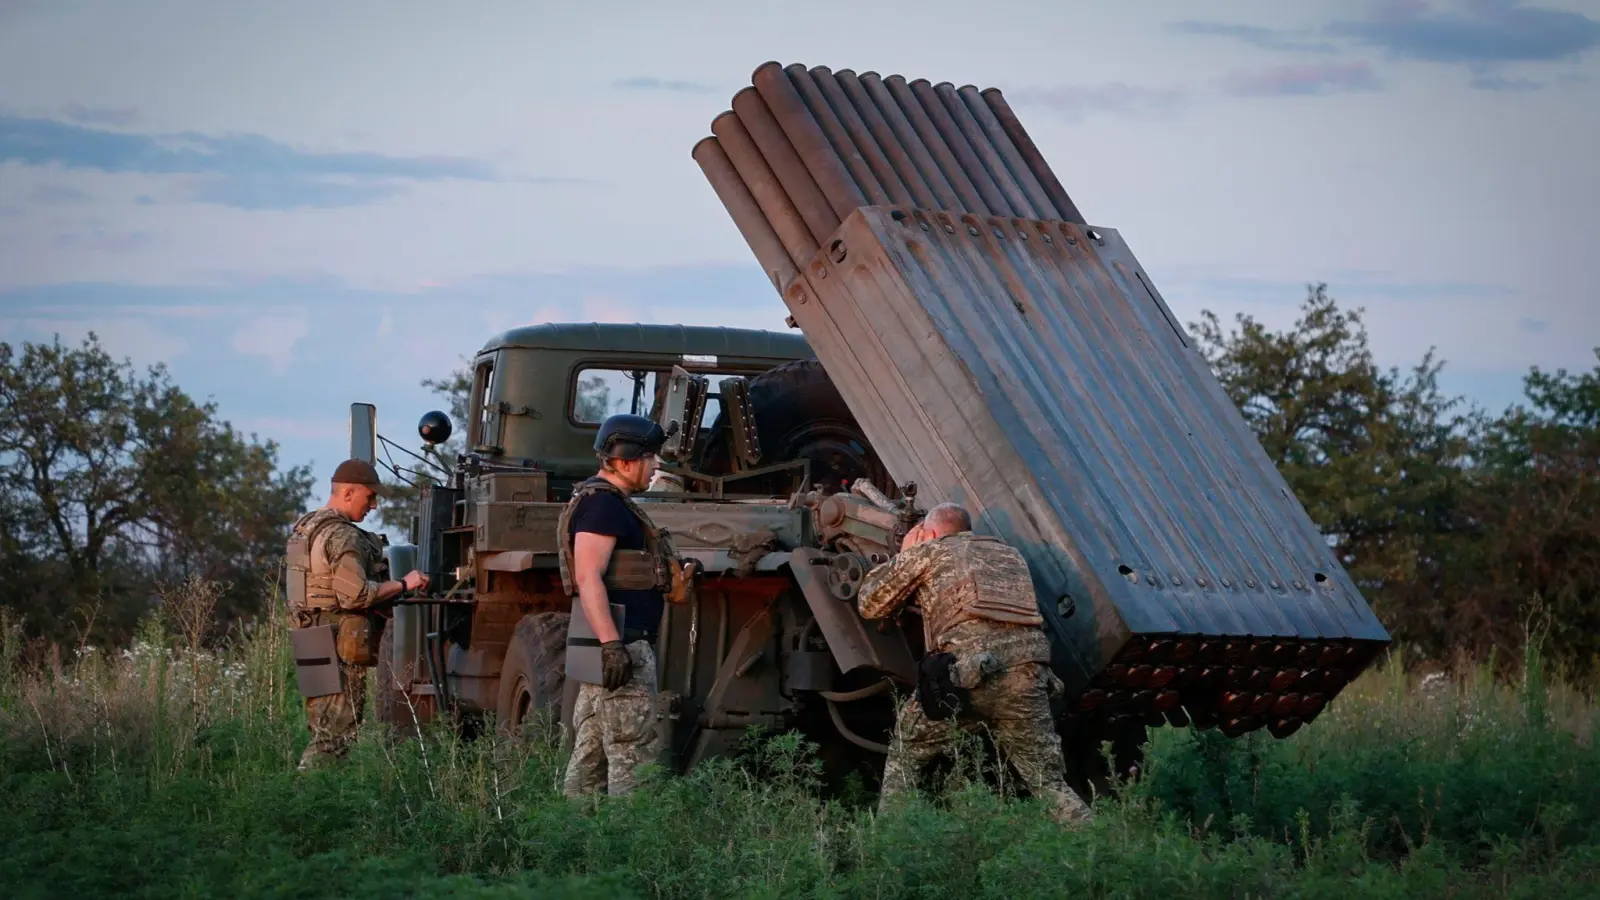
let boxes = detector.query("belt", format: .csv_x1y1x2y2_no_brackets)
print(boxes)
622,628,658,644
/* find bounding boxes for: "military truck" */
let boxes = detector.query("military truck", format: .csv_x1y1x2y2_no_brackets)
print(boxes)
359,60,1392,799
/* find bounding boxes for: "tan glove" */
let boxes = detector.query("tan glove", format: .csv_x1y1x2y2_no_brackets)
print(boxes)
665,558,701,605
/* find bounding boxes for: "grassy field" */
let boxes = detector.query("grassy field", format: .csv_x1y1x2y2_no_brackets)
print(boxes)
3,608,1598,899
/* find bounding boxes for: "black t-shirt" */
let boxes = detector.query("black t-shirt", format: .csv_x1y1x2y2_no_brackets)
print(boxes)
567,479,664,638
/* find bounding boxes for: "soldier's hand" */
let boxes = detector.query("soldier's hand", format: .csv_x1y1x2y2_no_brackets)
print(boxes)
403,570,430,592
902,523,929,549
600,640,633,691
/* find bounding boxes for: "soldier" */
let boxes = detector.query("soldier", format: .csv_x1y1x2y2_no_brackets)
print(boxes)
557,413,699,798
284,459,430,770
856,502,1093,826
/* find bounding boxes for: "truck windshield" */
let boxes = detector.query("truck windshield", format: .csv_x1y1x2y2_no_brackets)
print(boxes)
572,368,660,423
571,364,751,431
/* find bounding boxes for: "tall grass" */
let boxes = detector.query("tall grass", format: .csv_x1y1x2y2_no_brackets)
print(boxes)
2,585,1598,898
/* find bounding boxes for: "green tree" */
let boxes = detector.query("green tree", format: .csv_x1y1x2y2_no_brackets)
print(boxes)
0,334,313,645
1434,352,1600,675
376,363,472,533
1190,284,1475,645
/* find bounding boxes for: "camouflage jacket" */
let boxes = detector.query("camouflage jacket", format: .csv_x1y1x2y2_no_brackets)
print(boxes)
289,507,390,614
857,531,1045,652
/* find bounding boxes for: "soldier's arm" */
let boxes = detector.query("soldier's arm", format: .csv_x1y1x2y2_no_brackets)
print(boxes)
326,528,404,610
856,542,939,621
573,531,621,643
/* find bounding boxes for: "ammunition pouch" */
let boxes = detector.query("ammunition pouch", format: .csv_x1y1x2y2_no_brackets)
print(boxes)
916,652,971,721
602,550,664,591
290,624,343,698
335,613,381,667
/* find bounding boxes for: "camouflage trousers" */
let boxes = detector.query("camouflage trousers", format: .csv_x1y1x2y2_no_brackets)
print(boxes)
299,661,368,771
563,640,662,798
881,632,1092,826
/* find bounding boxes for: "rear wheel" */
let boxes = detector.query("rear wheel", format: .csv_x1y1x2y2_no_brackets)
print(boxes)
700,358,893,495
495,611,570,741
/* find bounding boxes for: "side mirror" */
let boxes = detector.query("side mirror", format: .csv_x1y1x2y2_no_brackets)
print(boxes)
418,410,453,445
349,403,377,464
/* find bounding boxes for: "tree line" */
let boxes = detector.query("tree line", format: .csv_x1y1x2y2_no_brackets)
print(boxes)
2,285,1595,678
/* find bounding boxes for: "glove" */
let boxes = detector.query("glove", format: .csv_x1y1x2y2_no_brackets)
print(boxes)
952,651,1002,689
601,640,633,691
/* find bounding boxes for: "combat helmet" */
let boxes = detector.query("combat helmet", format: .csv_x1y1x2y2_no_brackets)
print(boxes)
595,413,666,461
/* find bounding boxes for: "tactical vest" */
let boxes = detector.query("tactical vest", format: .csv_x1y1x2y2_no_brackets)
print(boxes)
285,507,390,668
285,510,390,615
286,508,353,615
556,477,677,598
927,534,1046,644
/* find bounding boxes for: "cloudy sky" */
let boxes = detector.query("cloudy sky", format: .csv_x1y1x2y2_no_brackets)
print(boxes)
2,0,1597,503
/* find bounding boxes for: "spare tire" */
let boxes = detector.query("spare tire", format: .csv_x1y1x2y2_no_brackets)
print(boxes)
699,359,893,496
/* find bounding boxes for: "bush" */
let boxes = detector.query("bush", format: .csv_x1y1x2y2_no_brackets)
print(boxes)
2,604,1597,898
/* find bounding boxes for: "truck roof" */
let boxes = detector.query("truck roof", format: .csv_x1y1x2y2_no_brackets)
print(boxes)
478,321,814,359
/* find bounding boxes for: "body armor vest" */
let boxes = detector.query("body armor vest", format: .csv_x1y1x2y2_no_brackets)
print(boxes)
556,477,678,598
285,507,390,667
286,508,353,614
924,534,1046,647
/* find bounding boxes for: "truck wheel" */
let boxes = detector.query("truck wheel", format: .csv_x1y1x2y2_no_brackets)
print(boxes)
702,358,893,494
495,611,569,741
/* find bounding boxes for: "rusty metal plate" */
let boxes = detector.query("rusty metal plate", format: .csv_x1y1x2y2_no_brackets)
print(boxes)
780,207,1390,691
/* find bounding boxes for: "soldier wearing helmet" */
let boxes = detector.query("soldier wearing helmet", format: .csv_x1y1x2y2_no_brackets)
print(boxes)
557,413,699,797
284,458,430,770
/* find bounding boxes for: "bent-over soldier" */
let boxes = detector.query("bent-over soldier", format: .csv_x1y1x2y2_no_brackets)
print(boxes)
558,413,699,798
285,459,429,770
857,502,1092,825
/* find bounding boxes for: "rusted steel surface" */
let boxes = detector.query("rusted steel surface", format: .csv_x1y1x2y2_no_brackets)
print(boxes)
692,63,1391,738
786,206,1390,735
693,62,1087,288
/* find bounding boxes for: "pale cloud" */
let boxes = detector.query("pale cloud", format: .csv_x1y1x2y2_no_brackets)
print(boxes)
230,307,309,374
230,415,346,442
1220,63,1386,97
0,315,189,367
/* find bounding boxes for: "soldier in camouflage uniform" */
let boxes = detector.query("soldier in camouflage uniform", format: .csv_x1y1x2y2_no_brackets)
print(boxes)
857,502,1093,826
559,414,699,798
285,459,429,770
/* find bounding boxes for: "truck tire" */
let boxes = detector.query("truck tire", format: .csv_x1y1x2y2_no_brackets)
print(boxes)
495,611,569,741
702,358,893,494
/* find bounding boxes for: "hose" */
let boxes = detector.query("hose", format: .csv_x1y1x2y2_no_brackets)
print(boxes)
826,698,889,754
817,680,892,702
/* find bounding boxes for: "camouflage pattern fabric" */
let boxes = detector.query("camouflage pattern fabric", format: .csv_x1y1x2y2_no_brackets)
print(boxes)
880,646,1091,826
857,532,1044,649
563,640,662,798
286,507,388,770
858,532,1092,826
299,657,367,770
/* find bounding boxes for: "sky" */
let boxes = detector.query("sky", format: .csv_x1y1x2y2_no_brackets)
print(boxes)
2,0,1597,510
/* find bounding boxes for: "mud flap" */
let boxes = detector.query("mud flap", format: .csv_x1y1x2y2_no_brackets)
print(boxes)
564,598,626,686
291,625,343,698
789,548,917,684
